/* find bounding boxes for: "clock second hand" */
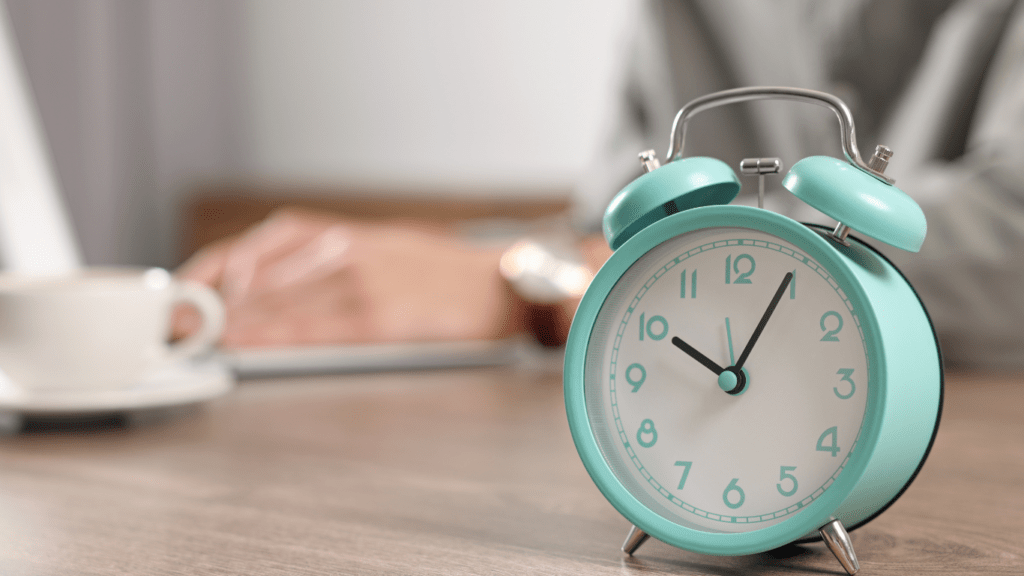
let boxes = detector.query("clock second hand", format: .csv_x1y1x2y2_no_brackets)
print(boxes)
725,317,736,366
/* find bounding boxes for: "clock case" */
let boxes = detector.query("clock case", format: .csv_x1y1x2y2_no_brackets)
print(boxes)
564,87,943,558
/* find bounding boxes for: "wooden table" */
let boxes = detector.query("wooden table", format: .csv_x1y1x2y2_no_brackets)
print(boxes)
0,368,1021,575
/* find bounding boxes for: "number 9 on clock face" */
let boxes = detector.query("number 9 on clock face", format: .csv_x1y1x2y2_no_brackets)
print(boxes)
582,226,868,533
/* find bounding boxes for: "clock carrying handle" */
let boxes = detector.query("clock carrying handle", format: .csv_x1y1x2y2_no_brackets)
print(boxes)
665,86,893,184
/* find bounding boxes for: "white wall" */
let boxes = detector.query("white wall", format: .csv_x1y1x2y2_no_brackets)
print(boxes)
241,0,635,195
7,0,636,266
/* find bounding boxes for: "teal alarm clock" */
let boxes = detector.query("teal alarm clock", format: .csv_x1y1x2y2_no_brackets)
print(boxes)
564,87,942,575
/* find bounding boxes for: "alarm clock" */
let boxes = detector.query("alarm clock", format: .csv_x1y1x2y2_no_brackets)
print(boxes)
564,87,942,575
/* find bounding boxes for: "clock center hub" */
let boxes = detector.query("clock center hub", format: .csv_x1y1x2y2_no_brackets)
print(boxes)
718,367,749,395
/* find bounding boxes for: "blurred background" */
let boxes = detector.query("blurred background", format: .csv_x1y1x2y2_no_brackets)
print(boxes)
5,0,636,268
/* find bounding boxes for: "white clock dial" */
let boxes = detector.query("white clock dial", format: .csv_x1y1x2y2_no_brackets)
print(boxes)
584,227,869,533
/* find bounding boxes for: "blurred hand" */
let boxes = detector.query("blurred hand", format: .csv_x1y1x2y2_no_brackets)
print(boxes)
175,209,527,348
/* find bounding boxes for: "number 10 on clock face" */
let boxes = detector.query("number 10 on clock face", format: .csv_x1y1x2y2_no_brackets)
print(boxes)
583,226,868,533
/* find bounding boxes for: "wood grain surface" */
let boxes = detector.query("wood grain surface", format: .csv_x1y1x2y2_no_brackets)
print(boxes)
0,369,1021,575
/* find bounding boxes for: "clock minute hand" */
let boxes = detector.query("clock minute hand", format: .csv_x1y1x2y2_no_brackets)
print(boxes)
671,336,725,375
734,272,794,370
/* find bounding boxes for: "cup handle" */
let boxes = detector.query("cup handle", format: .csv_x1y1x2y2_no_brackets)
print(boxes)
167,281,226,361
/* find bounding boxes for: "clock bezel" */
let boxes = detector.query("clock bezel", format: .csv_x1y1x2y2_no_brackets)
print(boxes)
564,205,888,555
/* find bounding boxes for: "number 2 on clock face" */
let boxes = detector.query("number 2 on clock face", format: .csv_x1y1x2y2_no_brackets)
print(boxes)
589,227,868,533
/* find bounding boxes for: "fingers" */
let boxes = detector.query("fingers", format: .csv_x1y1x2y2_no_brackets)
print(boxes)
220,267,368,347
170,305,203,341
219,210,346,303
581,234,613,272
177,237,234,289
173,239,235,339
175,209,359,344
252,224,355,293
176,211,539,348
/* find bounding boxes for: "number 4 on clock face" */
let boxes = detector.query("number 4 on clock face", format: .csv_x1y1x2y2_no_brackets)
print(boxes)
817,426,840,457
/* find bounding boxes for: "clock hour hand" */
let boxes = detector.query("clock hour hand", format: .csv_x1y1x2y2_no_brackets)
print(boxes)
671,336,725,375
734,272,794,370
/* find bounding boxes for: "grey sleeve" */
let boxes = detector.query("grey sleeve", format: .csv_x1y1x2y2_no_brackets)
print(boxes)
574,0,1024,369
572,0,740,234
883,1,1024,369
886,150,1024,370
571,1,674,235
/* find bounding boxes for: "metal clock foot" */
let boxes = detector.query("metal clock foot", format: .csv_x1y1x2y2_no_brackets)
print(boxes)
819,519,859,575
621,525,650,556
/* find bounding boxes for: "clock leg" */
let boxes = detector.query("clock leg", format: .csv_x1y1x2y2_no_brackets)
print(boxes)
621,525,650,556
819,519,860,575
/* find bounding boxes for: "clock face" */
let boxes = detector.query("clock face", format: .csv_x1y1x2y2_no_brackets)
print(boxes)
583,226,869,533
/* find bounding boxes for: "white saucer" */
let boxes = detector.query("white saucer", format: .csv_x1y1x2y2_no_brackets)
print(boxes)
0,359,234,415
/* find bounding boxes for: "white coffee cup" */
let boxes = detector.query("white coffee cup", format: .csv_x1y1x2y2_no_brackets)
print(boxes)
0,267,225,392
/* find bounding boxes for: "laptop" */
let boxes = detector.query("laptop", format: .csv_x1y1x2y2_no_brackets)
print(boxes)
0,5,81,274
220,337,541,378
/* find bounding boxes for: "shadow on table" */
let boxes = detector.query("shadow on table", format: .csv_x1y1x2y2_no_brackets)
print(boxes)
2,405,201,436
622,542,846,575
